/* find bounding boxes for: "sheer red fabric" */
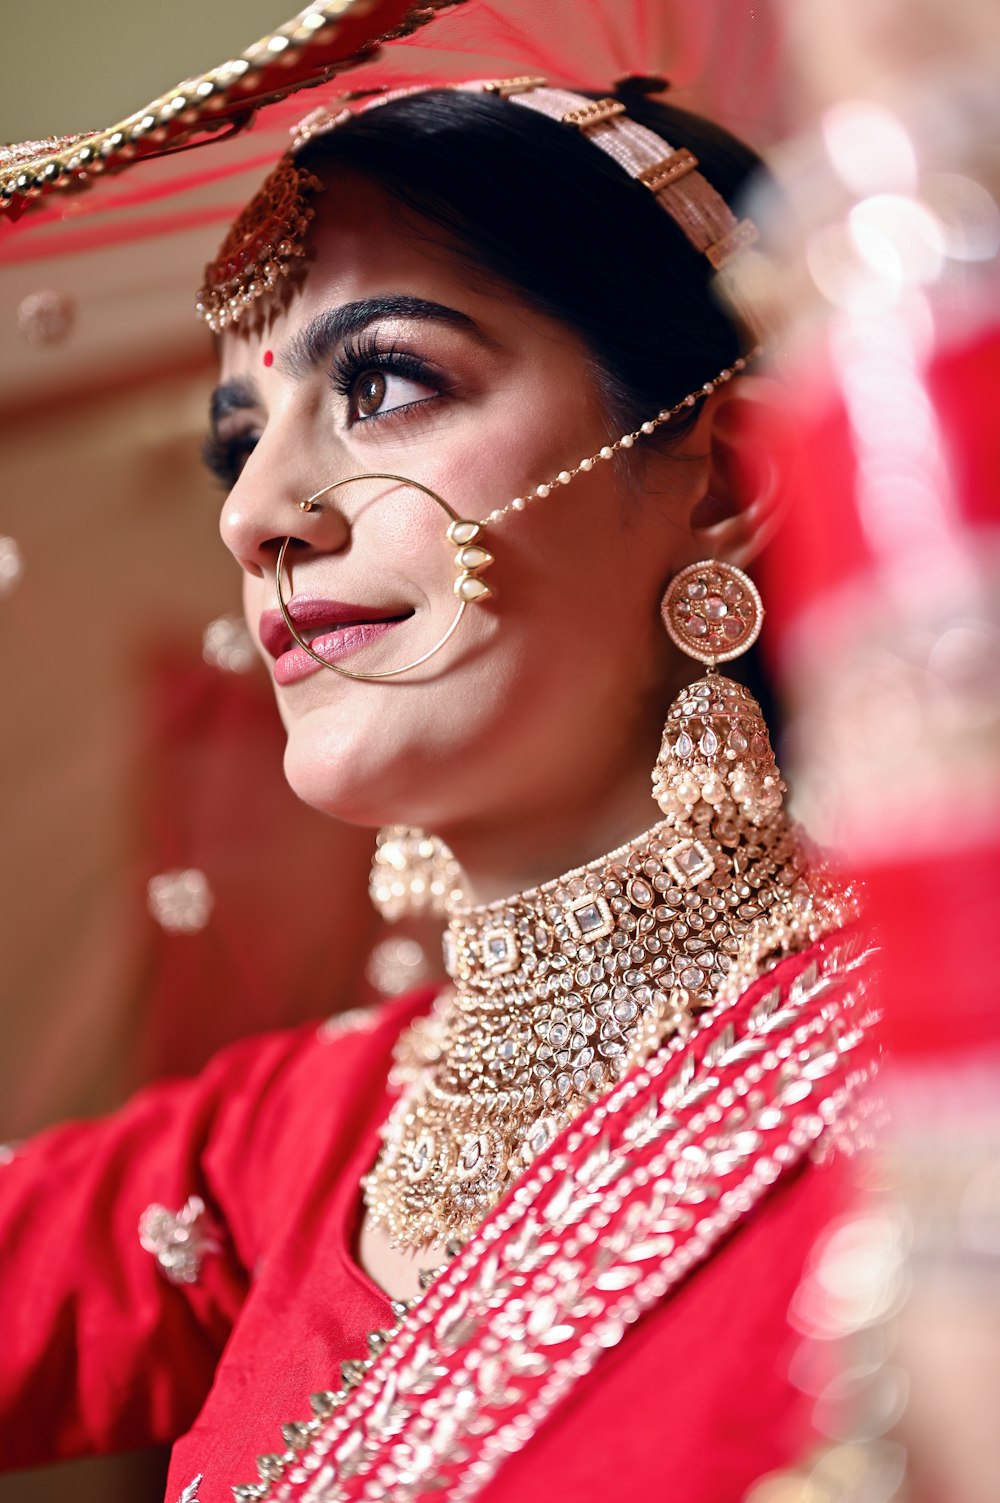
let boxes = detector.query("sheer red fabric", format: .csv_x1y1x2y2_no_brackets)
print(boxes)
0,1,786,271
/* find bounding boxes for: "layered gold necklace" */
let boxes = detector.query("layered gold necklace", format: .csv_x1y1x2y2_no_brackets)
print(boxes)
362,795,844,1251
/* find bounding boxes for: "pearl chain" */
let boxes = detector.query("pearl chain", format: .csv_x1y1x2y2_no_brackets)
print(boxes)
480,346,761,528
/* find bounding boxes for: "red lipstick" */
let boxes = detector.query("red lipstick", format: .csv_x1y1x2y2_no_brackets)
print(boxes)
259,595,410,685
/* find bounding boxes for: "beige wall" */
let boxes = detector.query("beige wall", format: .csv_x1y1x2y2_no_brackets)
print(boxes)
1,2,295,142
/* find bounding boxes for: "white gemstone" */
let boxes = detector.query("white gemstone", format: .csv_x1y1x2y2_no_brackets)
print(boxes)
457,544,493,570
456,575,491,602
448,520,480,545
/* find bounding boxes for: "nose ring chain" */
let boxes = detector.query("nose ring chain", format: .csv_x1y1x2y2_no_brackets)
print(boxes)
278,350,758,683
275,473,489,682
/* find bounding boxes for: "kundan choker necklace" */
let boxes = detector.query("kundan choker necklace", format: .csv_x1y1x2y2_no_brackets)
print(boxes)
362,803,842,1251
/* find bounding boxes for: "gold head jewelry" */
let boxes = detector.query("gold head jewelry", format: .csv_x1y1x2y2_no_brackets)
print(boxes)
195,156,323,332
197,76,764,340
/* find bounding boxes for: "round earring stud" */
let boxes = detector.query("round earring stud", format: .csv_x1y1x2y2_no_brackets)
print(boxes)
662,560,763,667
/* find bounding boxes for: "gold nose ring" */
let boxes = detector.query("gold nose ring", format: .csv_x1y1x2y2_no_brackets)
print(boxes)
276,472,493,682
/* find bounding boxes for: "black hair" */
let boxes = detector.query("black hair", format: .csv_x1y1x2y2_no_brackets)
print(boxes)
295,82,764,442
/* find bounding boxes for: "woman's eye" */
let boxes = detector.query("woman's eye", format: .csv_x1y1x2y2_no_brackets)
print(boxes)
351,368,437,422
202,431,259,488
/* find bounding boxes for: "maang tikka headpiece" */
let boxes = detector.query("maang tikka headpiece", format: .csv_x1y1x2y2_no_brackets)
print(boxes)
198,77,765,685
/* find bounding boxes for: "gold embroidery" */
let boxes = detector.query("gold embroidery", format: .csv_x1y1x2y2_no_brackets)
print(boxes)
231,937,877,1501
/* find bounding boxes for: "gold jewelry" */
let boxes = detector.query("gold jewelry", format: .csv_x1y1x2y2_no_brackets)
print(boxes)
204,81,710,340
362,805,833,1250
276,354,757,684
197,77,763,337
275,472,491,683
362,559,825,1251
196,156,323,332
369,826,462,922
652,560,784,829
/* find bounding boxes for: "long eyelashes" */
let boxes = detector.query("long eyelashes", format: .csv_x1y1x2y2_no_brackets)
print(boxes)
328,330,447,421
202,336,449,489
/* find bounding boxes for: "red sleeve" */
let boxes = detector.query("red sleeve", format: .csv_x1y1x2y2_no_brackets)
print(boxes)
0,1023,321,1468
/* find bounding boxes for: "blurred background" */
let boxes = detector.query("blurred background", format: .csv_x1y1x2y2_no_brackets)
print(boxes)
2,2,998,1500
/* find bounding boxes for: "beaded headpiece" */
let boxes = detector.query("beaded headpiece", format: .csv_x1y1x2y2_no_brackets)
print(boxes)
196,76,763,336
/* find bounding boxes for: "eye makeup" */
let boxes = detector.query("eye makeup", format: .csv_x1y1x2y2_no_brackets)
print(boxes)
328,330,450,425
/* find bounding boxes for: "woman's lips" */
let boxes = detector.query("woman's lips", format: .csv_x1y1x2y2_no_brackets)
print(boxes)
259,596,411,686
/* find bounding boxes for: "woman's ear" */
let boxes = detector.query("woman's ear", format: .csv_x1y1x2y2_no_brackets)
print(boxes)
688,376,790,569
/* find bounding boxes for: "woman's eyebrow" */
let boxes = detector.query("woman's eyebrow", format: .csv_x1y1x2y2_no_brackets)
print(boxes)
209,376,261,434
280,295,490,378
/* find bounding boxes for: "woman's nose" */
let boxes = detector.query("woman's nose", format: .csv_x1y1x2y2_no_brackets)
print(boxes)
219,440,350,578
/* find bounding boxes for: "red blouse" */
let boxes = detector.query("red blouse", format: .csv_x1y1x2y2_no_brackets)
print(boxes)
0,973,854,1503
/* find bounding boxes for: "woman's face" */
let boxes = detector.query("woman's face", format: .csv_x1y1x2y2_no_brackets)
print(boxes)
215,170,702,839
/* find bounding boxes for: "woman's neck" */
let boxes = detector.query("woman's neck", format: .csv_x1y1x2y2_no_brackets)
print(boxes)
438,764,660,909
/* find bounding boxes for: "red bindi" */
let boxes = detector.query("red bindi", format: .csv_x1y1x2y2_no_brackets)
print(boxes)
262,349,274,368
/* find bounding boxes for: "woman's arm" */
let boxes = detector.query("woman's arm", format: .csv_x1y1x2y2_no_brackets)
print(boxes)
0,1025,311,1469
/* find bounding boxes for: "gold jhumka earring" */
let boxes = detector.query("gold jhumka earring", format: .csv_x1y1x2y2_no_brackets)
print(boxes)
368,826,462,922
653,559,782,831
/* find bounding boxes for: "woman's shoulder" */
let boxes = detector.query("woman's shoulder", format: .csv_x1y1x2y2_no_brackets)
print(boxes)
197,984,439,1137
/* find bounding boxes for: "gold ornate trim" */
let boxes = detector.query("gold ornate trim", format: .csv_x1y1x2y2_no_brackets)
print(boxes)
639,148,699,192
0,1,467,218
228,933,879,1501
560,97,628,129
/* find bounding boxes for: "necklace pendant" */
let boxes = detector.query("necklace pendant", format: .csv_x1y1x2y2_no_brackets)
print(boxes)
363,812,844,1251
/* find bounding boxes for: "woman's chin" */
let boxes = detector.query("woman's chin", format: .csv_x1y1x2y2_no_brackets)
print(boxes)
281,716,408,827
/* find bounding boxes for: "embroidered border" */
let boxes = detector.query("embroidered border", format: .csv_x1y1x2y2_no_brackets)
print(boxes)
237,934,878,1501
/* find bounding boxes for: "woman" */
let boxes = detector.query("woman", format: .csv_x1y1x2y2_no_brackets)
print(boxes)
0,75,874,1503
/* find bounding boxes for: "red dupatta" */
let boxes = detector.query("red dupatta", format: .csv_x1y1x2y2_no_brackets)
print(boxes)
224,929,879,1503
